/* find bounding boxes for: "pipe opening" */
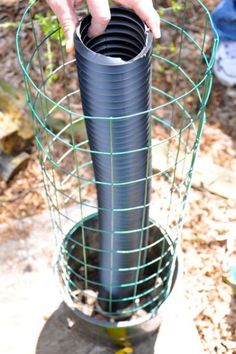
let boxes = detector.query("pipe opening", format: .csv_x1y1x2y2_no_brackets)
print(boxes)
80,8,147,61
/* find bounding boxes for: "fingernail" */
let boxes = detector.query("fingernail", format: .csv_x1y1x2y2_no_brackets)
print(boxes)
153,29,161,39
66,40,74,53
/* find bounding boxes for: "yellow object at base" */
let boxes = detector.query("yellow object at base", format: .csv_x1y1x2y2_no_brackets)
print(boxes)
115,347,134,354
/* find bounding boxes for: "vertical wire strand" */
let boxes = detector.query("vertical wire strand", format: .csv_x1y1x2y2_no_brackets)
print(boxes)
108,118,115,313
179,12,209,190
57,19,89,290
165,0,188,231
29,9,63,244
132,114,152,302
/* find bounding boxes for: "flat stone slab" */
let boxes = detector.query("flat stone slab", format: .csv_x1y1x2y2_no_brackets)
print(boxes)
0,210,204,354
152,143,236,201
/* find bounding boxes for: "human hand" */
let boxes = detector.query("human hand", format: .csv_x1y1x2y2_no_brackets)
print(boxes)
47,0,161,53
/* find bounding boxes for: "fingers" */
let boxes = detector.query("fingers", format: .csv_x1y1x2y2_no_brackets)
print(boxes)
48,0,160,54
114,0,161,38
47,0,78,52
132,0,161,38
86,0,111,37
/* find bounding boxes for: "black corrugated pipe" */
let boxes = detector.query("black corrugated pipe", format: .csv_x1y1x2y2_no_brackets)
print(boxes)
74,7,153,314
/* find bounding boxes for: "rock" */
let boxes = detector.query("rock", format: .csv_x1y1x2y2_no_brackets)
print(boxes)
0,80,33,154
46,115,87,143
82,289,98,306
0,151,30,181
152,142,236,201
66,317,75,329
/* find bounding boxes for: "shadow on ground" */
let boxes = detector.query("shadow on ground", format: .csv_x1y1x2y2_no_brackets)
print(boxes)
227,293,236,339
36,302,156,354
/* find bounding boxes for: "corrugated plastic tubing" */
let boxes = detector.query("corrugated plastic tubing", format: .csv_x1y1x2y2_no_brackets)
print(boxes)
74,7,153,313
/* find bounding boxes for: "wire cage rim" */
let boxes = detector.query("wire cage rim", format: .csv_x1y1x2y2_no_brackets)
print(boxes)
54,212,180,327
55,259,180,328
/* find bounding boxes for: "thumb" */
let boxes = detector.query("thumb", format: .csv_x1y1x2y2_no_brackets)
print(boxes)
48,0,78,52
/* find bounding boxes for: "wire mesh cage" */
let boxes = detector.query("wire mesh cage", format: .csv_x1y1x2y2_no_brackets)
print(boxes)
16,0,218,336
